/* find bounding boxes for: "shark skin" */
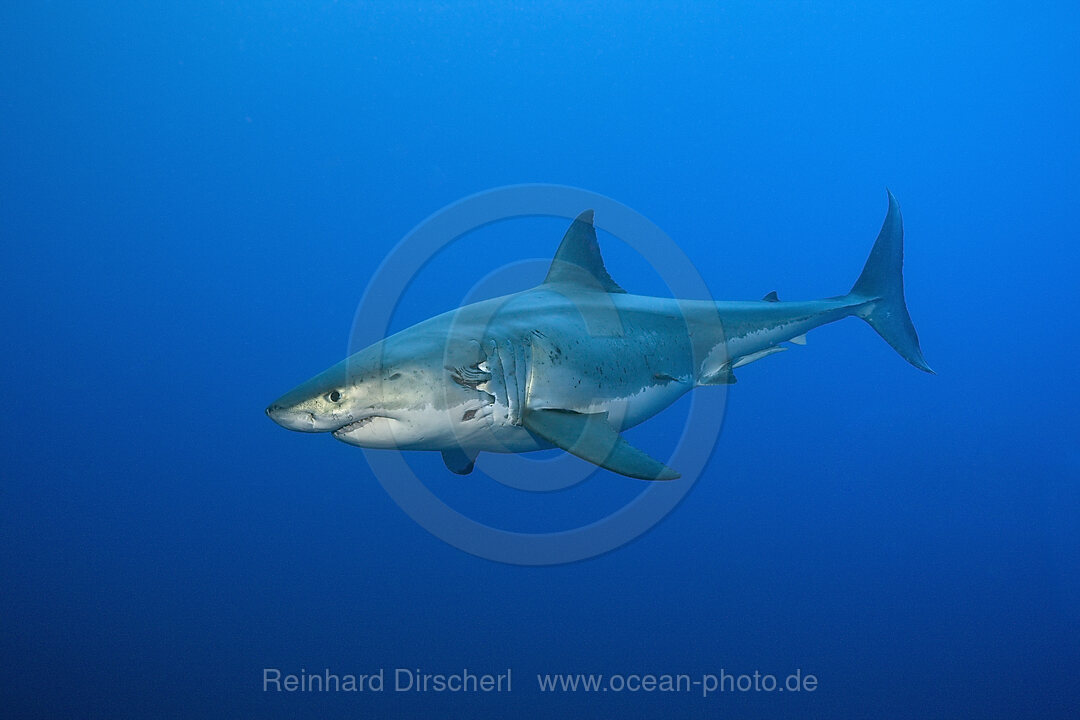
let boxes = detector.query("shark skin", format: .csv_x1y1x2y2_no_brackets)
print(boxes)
267,192,931,480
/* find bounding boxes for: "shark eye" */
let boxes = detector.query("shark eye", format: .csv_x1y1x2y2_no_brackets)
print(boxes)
327,390,341,403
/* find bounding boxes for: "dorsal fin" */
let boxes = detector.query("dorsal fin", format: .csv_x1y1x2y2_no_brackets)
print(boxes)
543,210,626,293
762,290,780,302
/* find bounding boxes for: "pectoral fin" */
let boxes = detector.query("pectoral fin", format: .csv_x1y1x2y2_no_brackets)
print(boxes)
441,447,478,475
522,409,679,481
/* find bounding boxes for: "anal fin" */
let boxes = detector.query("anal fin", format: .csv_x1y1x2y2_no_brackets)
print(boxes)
522,409,679,481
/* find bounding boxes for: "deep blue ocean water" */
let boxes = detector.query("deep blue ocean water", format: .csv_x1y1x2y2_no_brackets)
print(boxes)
2,2,1078,718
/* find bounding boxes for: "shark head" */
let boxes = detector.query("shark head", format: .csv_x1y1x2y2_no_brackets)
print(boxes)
266,331,482,450
266,338,415,447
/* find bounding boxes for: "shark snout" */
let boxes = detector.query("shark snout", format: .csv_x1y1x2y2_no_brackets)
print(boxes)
266,403,321,432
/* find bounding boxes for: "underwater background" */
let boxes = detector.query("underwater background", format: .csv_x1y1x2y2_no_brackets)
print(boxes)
2,2,1077,718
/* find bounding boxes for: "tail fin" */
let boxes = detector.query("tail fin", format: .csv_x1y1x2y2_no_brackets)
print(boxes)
849,190,934,373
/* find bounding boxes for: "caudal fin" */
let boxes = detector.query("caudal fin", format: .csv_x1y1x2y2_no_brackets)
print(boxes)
849,190,934,373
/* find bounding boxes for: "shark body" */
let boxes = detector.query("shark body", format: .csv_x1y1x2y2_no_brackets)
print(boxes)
267,192,931,479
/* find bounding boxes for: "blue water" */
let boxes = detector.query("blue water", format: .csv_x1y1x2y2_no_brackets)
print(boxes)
3,2,1078,718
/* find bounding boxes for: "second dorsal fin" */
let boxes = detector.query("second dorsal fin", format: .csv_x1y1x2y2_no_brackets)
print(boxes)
543,210,626,293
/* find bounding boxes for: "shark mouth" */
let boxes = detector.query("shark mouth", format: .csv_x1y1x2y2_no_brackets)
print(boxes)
332,414,391,439
333,416,374,437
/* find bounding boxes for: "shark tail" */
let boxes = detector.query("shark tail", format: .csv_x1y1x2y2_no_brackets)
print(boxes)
848,190,934,373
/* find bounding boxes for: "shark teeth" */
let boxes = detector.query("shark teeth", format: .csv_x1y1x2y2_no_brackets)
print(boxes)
333,416,378,436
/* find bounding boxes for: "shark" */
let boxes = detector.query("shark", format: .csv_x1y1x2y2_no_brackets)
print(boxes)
267,191,931,480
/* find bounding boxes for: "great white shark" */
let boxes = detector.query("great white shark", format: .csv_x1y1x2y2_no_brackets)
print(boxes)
267,191,931,480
